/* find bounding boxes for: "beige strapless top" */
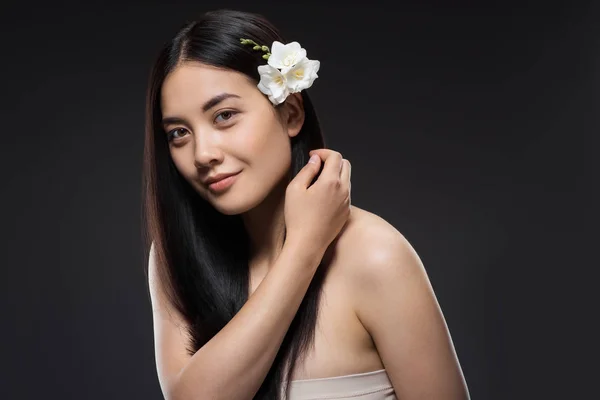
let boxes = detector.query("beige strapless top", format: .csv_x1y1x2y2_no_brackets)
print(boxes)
286,369,397,399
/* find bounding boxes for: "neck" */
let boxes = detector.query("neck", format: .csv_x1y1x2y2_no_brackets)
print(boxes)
241,174,289,275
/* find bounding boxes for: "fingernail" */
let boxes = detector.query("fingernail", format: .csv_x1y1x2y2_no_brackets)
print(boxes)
309,155,319,164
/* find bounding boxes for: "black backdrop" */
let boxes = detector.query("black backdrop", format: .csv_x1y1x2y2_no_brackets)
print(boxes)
1,1,594,399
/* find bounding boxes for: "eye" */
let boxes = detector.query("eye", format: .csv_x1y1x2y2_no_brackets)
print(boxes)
215,110,238,124
166,128,188,142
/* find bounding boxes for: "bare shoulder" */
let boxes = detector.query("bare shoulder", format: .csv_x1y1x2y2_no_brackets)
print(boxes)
333,205,428,297
335,208,469,399
342,205,404,242
337,205,418,268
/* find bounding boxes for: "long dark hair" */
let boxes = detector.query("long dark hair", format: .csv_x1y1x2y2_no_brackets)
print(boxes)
141,9,327,399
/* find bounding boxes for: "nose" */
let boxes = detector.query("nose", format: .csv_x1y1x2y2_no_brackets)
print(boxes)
193,129,224,168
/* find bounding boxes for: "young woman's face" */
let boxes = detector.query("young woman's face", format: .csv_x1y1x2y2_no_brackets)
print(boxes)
160,61,304,215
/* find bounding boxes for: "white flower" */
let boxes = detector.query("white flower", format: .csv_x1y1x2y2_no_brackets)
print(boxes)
284,59,320,93
268,41,307,74
257,64,290,105
250,39,320,105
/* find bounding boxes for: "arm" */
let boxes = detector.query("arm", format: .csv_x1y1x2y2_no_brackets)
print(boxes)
151,239,324,400
151,148,348,399
352,228,470,400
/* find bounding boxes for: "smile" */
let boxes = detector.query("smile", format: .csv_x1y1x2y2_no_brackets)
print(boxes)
208,171,241,193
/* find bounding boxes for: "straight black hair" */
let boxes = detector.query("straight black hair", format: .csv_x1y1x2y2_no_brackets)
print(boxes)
142,9,328,399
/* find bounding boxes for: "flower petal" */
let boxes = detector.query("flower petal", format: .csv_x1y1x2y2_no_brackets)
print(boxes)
258,64,283,81
268,41,308,73
285,58,320,92
270,88,290,105
257,64,289,105
271,41,286,56
286,41,302,53
268,41,286,69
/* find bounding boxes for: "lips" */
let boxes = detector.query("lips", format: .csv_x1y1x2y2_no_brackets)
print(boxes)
204,171,240,185
206,171,241,193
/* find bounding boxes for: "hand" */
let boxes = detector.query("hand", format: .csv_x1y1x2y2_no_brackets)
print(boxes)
284,149,352,257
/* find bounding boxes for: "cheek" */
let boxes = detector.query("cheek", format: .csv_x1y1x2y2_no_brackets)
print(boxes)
240,118,291,167
170,150,188,173
169,149,197,185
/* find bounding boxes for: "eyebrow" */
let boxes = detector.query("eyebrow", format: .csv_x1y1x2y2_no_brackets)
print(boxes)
162,92,241,126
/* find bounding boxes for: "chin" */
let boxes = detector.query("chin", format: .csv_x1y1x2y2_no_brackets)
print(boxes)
212,203,250,216
208,192,265,216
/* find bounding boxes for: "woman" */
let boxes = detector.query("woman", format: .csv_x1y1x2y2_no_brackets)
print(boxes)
143,9,470,400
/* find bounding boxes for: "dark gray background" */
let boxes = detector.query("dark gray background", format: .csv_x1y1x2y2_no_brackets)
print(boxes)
1,1,594,399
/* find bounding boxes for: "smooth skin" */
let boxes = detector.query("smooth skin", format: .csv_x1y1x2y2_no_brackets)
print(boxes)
150,61,470,399
150,148,352,400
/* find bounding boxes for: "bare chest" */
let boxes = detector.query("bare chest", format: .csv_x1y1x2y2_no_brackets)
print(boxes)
249,259,384,381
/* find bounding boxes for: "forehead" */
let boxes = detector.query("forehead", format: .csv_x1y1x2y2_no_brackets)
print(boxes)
161,62,255,111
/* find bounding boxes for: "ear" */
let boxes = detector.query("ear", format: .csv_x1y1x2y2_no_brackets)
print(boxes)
282,92,305,138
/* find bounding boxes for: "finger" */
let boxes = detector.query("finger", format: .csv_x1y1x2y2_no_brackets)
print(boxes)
293,154,322,188
308,149,339,164
340,159,351,183
310,150,343,180
309,149,335,158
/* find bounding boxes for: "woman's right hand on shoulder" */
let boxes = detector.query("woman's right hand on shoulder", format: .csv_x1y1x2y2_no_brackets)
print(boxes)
284,149,352,257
